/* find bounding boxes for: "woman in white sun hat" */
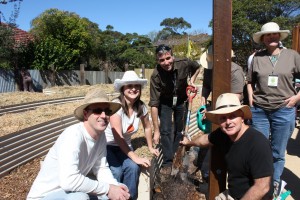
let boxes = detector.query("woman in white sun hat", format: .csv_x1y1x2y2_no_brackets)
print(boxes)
247,21,300,196
105,71,159,200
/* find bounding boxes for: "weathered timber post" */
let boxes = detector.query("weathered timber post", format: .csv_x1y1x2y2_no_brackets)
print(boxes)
50,64,55,87
141,64,145,78
80,64,85,85
209,0,232,199
292,23,300,54
104,62,109,84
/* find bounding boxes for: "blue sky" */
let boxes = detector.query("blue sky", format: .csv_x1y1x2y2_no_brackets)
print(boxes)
0,0,213,35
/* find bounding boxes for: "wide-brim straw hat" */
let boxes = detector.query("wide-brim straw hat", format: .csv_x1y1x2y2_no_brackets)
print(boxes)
253,22,290,44
114,70,147,91
74,89,121,121
205,93,252,124
200,45,235,69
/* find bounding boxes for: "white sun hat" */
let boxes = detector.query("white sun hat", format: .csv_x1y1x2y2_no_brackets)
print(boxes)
253,22,290,44
114,70,147,91
205,93,252,124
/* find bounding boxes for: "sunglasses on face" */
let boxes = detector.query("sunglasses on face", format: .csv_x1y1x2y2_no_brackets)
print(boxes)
86,108,113,116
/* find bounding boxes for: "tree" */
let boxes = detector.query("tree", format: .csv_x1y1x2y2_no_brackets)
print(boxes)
30,9,95,71
0,0,22,69
232,0,300,68
155,17,191,41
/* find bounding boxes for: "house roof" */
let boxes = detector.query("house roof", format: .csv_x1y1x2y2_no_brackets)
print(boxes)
0,23,34,45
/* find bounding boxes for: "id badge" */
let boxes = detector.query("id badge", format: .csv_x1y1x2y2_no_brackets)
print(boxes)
268,75,278,87
172,96,177,107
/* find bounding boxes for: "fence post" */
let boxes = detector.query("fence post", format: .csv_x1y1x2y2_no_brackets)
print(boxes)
292,23,300,54
80,64,85,85
50,64,55,87
140,64,145,78
104,62,109,83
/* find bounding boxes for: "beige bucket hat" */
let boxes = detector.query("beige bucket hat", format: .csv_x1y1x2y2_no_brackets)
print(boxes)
205,93,252,124
114,70,147,91
200,45,235,69
74,89,121,121
253,22,290,44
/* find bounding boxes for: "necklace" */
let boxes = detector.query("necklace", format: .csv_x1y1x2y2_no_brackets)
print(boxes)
269,54,278,65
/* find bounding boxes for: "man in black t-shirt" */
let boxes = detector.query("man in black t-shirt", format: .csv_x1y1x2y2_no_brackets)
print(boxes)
181,93,273,200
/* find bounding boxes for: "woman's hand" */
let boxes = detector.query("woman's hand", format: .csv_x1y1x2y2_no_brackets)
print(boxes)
285,95,300,107
149,147,160,157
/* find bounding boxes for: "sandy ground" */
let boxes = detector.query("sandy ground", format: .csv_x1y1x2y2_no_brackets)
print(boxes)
283,127,300,200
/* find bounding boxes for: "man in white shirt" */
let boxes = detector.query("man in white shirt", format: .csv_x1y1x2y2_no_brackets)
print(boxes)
27,89,130,200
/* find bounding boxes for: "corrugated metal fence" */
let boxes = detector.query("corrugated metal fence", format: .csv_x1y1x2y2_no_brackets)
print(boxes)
0,69,154,93
0,69,124,93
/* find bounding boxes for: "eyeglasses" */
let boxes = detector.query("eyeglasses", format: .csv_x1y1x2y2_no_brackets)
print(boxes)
87,108,113,116
155,44,171,54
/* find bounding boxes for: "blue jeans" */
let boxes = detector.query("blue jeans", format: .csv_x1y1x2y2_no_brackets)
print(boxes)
250,106,295,183
42,189,108,200
106,145,140,200
159,102,187,166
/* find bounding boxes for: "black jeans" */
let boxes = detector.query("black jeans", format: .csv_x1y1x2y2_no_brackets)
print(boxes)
159,102,187,166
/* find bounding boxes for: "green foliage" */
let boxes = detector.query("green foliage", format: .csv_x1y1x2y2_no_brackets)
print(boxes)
155,17,192,41
30,9,95,71
160,17,191,35
90,29,155,71
232,0,300,68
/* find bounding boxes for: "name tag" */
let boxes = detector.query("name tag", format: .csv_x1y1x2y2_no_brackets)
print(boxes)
268,75,278,87
172,96,177,107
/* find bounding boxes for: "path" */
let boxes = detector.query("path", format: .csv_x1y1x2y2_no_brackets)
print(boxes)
283,126,300,200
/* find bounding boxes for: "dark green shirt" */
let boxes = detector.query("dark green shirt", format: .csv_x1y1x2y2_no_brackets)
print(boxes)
149,58,200,107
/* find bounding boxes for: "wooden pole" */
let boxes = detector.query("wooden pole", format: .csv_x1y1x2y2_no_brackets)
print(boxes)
80,64,85,85
50,64,55,87
292,23,300,54
209,0,232,199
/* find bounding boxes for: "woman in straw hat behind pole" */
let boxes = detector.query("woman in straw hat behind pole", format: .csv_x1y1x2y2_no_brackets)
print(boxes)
180,93,274,200
105,71,159,200
247,22,300,197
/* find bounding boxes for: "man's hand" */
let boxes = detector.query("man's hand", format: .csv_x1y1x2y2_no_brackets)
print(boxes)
107,184,130,200
153,129,160,145
134,157,151,168
180,136,192,146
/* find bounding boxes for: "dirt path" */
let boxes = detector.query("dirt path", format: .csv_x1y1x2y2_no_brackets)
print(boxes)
283,127,300,200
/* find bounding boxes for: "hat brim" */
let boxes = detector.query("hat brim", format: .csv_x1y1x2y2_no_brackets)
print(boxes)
114,79,147,91
253,30,289,44
74,101,121,121
200,51,213,69
205,105,252,124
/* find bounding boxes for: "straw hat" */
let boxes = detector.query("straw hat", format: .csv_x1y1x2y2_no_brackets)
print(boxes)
200,45,235,69
205,93,251,124
74,89,121,121
200,45,213,69
253,22,290,44
114,70,147,91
